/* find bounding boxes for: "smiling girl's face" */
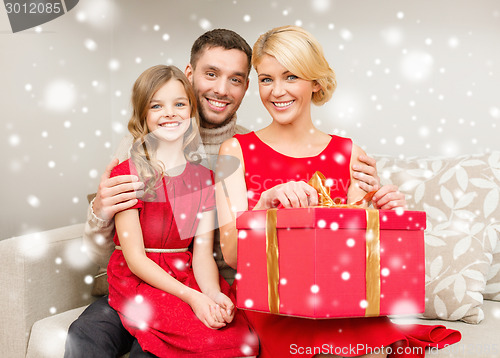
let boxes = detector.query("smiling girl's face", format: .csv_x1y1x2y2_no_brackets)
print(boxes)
146,79,192,143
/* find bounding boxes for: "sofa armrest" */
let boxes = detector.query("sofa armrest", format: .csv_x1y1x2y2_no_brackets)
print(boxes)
0,224,98,358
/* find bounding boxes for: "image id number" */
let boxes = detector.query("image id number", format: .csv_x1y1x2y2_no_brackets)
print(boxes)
5,2,62,14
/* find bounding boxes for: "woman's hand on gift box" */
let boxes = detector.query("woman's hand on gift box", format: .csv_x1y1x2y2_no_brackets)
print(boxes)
256,181,319,209
371,184,407,210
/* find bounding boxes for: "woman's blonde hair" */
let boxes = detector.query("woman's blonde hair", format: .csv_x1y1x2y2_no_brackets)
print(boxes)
252,25,337,105
127,65,200,200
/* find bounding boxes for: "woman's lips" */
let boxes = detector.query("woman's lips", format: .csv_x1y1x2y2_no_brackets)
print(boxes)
272,100,294,110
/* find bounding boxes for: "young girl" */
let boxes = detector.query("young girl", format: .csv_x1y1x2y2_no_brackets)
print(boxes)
107,65,257,357
217,26,460,358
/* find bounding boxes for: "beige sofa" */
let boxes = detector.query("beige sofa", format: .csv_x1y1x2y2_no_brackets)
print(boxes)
0,224,97,358
2,152,499,358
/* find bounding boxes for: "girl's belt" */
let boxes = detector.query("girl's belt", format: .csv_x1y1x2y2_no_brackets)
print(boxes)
114,245,188,253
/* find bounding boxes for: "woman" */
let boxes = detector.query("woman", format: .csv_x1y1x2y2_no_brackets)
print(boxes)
216,26,459,358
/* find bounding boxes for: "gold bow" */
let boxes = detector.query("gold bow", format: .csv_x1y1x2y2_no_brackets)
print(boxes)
308,171,377,207
265,171,381,317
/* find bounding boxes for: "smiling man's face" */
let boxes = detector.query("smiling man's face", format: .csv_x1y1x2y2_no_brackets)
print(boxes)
185,46,250,128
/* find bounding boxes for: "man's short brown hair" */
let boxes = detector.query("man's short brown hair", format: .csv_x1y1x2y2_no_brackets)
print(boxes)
190,29,252,77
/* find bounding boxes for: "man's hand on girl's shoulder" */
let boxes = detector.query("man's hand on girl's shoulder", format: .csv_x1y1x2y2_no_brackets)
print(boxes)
93,158,144,221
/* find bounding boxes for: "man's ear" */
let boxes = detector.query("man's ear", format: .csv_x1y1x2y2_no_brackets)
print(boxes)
245,77,250,91
185,64,194,83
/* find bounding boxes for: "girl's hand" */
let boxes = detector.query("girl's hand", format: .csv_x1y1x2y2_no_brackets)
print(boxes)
258,181,318,209
372,185,407,210
189,292,226,330
212,292,235,323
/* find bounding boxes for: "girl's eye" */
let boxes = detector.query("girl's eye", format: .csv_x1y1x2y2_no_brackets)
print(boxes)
175,103,186,107
260,78,272,83
287,75,298,81
151,104,161,109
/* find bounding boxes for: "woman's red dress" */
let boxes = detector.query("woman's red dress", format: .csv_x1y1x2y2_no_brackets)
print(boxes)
234,132,460,358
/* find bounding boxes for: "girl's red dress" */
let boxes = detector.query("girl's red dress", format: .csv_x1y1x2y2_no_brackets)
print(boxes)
107,159,258,358
234,132,460,358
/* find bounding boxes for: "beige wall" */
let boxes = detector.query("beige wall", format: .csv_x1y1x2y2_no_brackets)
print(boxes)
1,0,499,239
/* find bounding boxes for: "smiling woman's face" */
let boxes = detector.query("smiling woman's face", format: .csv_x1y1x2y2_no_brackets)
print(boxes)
256,54,319,126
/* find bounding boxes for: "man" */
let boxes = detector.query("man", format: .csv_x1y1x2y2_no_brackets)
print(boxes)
65,29,380,358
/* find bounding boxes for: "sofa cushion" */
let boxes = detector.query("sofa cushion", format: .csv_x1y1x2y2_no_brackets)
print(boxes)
480,153,500,301
26,306,87,358
375,152,500,323
486,245,500,301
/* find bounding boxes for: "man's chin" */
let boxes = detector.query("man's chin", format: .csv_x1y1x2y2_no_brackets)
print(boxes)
199,112,234,129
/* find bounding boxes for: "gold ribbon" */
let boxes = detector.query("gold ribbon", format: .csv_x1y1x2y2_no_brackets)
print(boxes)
264,171,381,316
364,209,381,316
307,171,338,206
266,208,280,314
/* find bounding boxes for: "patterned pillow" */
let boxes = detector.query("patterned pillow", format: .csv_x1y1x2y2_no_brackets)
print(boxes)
374,152,500,323
486,247,500,300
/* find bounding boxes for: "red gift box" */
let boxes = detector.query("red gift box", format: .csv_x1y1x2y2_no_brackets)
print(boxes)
236,207,426,319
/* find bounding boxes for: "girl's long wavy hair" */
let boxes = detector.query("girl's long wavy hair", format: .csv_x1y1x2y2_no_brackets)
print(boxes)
127,65,201,200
